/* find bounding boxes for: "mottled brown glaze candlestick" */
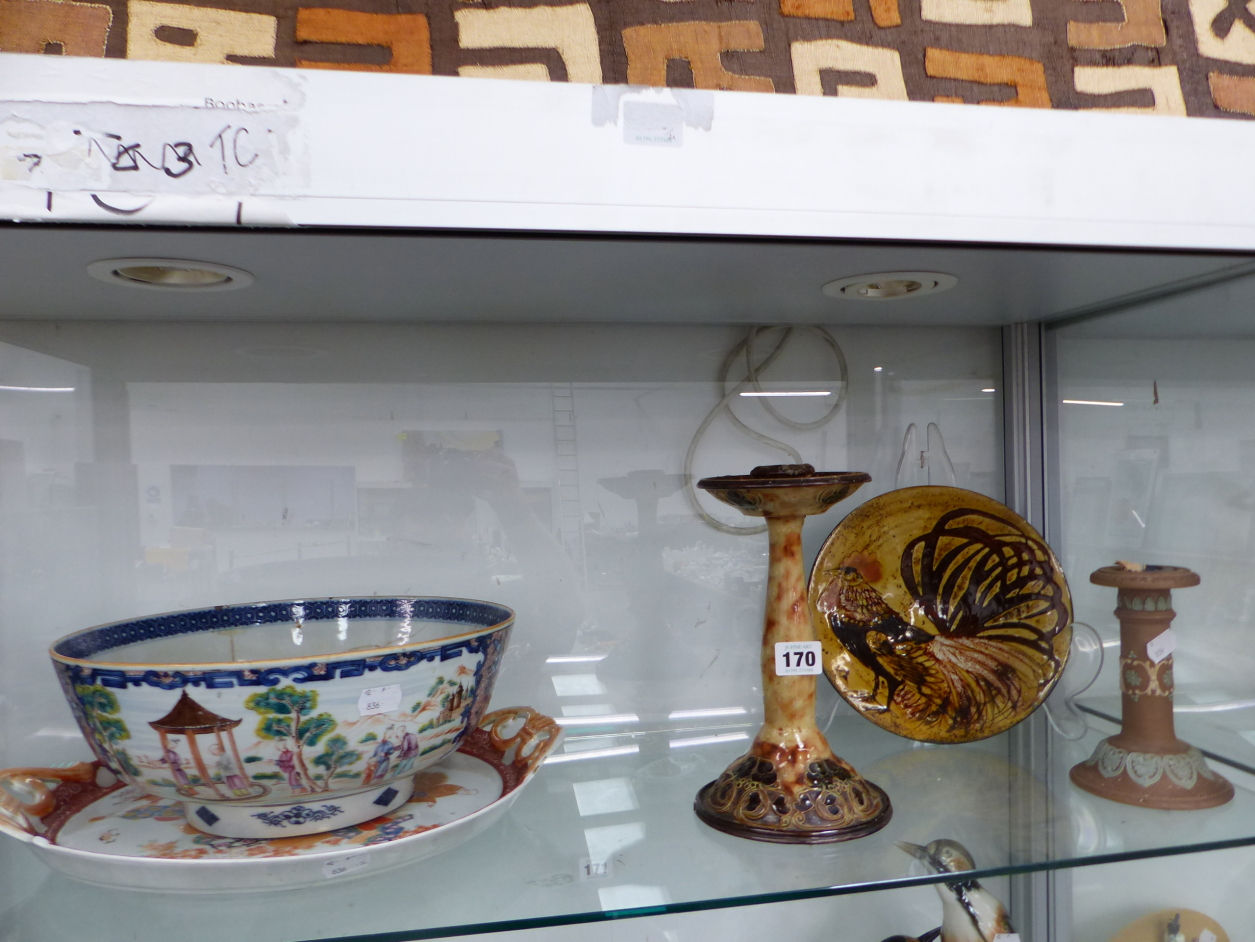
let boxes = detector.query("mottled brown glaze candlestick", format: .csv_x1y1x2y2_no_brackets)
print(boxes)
1071,564,1233,810
694,464,892,843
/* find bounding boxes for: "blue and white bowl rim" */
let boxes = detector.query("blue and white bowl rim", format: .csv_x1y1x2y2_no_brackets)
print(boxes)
51,596,515,666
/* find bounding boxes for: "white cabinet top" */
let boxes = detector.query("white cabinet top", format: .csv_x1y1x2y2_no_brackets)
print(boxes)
4,53,1255,251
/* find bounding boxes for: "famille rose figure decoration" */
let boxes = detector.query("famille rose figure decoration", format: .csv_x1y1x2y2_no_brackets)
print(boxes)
48,597,513,839
1070,563,1233,810
149,692,265,801
694,464,891,843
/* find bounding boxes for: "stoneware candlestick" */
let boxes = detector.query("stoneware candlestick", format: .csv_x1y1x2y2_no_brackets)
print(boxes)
1070,563,1233,810
694,464,892,843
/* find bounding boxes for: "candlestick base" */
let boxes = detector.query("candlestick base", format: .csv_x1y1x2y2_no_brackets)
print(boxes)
1070,739,1233,810
694,748,892,844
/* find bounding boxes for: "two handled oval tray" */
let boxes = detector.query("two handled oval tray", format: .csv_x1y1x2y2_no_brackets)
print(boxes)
809,486,1072,743
0,707,559,893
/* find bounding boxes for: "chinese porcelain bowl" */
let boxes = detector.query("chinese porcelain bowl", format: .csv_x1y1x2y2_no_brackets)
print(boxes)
50,597,512,839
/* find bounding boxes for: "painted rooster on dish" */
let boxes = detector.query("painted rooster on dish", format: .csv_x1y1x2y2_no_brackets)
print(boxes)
810,487,1072,743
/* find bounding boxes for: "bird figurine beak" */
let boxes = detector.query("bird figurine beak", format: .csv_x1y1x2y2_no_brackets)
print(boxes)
896,840,943,872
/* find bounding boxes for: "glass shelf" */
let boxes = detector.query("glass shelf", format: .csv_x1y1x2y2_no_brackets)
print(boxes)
5,705,1255,942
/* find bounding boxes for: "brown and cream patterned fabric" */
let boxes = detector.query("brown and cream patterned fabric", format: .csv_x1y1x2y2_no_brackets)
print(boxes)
3,0,1255,118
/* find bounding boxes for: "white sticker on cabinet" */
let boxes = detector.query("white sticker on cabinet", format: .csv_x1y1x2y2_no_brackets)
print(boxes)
622,102,682,147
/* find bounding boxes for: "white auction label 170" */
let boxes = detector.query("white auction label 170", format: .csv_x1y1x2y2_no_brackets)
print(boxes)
775,641,822,676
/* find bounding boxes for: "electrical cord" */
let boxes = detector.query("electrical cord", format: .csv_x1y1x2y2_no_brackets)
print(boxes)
684,325,849,535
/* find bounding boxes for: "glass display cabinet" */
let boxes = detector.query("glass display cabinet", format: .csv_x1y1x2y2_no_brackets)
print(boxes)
3,56,1255,942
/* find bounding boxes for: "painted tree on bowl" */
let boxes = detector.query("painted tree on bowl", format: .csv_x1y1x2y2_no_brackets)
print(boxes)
74,684,130,752
312,736,362,787
245,685,339,795
72,684,142,778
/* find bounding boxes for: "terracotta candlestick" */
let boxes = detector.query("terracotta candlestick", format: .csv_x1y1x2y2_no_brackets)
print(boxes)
1070,564,1233,810
694,464,892,843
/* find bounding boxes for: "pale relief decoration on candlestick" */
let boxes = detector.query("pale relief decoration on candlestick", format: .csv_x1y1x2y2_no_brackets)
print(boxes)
1119,593,1172,611
1083,741,1217,791
1120,654,1173,699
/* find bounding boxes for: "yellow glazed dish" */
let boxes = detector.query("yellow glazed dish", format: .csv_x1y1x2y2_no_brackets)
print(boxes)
809,486,1072,744
1109,909,1228,942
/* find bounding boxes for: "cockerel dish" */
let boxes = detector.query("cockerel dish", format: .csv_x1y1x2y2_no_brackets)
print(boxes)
810,487,1072,743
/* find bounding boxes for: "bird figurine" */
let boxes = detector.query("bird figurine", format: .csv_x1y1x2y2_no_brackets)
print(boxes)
894,839,1016,942
815,505,1070,741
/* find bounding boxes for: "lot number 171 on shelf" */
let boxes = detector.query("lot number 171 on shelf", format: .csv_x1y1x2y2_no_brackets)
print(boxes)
775,641,822,675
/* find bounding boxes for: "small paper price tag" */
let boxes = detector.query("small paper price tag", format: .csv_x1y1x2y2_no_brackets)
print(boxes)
1146,628,1177,664
993,935,1021,942
322,852,370,879
1199,929,1218,942
775,641,822,676
622,101,682,147
357,684,402,717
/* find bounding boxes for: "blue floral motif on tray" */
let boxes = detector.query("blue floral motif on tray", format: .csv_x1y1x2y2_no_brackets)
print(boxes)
251,804,344,827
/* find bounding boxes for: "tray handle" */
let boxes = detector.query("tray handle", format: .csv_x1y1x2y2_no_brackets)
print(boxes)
477,707,563,776
0,762,97,837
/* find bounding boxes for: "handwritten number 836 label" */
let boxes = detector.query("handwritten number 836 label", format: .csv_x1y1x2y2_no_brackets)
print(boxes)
775,641,822,676
357,684,402,717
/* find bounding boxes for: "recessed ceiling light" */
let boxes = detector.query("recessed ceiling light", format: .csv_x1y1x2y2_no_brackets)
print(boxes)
87,258,254,291
982,388,996,393
823,271,957,301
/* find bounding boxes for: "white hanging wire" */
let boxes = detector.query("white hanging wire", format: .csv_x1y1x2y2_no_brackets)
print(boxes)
684,325,849,535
